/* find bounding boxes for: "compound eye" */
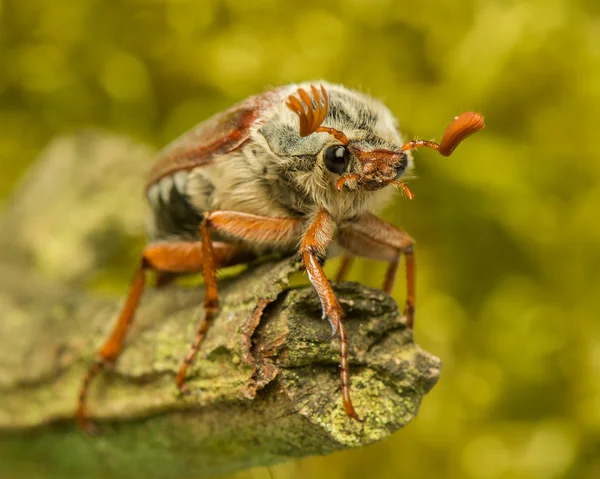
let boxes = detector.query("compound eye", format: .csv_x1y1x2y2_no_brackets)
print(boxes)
323,145,350,174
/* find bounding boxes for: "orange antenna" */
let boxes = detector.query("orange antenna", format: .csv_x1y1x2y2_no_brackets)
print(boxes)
286,85,349,145
401,112,485,157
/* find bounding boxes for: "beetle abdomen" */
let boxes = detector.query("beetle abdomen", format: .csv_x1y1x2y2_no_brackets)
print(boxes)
146,172,203,241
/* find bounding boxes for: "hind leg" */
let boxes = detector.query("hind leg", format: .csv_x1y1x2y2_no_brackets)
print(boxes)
76,241,251,432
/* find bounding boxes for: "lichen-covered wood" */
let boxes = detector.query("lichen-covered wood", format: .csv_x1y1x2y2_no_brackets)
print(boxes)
0,132,441,479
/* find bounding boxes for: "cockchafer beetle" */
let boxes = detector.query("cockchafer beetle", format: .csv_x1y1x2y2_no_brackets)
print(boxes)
76,81,484,430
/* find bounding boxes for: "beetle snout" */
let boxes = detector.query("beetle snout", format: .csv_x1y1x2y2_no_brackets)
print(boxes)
362,161,396,181
356,150,407,189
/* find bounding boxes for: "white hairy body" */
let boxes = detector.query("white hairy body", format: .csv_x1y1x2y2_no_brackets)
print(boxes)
145,82,412,251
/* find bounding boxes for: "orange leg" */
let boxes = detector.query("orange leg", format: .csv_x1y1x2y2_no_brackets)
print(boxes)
335,254,355,283
301,210,361,421
174,211,302,394
175,219,218,393
200,209,365,421
338,213,416,328
76,241,252,432
336,252,400,294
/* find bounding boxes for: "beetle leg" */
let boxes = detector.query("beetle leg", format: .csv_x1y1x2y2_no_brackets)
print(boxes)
301,209,361,421
76,241,251,433
204,210,302,246
338,212,416,328
334,254,355,283
175,212,302,394
175,219,217,393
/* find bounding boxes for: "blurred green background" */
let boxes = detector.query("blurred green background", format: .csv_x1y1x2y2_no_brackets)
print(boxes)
1,0,599,478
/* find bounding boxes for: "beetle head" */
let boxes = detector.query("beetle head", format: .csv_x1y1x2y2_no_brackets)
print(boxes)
285,85,485,199
341,147,410,194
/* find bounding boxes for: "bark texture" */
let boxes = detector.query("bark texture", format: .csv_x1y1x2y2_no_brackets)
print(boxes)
0,132,441,479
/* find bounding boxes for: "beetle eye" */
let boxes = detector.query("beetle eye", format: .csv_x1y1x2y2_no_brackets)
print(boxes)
323,145,350,174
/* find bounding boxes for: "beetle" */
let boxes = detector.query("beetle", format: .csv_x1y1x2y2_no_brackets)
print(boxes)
76,81,484,430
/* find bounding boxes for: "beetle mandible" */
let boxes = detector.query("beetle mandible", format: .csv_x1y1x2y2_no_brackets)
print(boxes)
76,82,485,429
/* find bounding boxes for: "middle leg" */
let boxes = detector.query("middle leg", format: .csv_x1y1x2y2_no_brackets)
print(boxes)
175,211,303,393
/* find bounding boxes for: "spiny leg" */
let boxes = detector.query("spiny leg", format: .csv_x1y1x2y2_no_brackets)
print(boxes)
175,219,217,393
174,211,302,394
76,260,145,433
302,209,360,421
403,246,415,327
76,241,251,432
338,212,416,328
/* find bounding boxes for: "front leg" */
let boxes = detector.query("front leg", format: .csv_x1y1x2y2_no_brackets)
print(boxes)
338,212,415,328
301,210,360,421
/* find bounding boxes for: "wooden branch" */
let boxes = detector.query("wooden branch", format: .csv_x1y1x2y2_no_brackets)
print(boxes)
0,132,441,479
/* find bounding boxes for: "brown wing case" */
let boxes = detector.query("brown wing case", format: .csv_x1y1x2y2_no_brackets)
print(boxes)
146,87,288,188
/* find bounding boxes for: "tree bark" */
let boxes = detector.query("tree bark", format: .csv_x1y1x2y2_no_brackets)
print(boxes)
0,132,441,479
